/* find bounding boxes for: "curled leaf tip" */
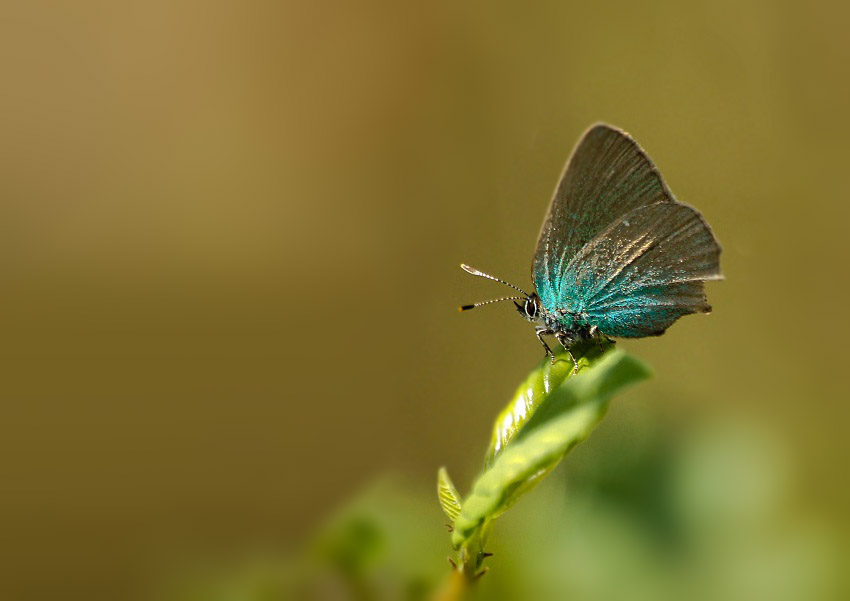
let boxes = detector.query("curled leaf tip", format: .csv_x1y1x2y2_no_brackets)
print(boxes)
437,467,463,523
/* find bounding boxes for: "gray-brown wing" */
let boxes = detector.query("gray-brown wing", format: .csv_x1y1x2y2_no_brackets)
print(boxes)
532,124,676,311
563,201,721,338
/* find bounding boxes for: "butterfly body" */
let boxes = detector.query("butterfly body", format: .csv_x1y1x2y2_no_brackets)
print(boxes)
461,123,721,369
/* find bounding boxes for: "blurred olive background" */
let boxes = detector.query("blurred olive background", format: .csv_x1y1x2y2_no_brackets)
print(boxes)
2,1,849,600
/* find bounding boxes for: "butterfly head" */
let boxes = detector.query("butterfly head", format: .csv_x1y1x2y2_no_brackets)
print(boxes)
514,294,541,323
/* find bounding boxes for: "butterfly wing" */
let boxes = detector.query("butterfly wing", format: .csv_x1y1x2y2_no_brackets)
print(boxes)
562,201,721,337
532,124,676,311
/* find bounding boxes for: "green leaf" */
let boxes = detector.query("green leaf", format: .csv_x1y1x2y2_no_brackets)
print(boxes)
484,338,614,467
437,467,463,522
452,349,651,549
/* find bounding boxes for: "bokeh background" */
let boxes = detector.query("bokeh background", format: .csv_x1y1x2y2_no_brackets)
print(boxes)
2,1,848,599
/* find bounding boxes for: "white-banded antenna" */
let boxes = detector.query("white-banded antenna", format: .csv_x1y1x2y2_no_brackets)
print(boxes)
460,264,528,295
459,296,523,312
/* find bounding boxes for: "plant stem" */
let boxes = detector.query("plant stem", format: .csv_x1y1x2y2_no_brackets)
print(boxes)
430,521,491,601
431,568,470,601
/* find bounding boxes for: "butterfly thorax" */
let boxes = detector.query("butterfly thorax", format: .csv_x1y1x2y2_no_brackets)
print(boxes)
516,292,594,343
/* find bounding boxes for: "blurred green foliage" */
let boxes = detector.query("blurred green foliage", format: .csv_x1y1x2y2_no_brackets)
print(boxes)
160,408,841,601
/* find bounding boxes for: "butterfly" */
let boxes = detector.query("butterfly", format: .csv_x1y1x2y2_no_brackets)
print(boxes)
460,123,722,372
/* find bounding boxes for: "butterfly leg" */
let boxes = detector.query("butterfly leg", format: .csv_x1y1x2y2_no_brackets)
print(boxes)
555,332,579,374
534,327,556,363
588,325,615,353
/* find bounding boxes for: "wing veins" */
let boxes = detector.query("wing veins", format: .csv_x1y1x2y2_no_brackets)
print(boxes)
580,205,710,306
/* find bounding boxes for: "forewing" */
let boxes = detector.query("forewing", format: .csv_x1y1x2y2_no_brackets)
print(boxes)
563,201,721,338
532,124,675,310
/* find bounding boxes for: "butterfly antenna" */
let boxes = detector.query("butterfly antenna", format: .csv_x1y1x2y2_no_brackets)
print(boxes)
459,264,528,295
459,296,523,312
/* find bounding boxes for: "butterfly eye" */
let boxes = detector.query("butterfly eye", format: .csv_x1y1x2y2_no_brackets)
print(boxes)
524,298,537,318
